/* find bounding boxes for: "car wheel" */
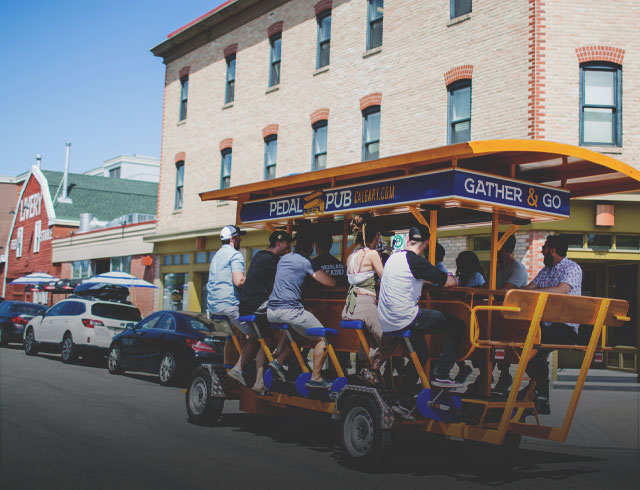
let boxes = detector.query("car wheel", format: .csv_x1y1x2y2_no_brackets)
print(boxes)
61,333,77,363
186,367,224,425
158,352,178,386
0,326,8,347
107,345,124,374
339,395,392,466
24,329,38,356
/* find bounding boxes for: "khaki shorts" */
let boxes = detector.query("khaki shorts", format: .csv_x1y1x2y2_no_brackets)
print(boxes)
209,306,252,336
341,294,382,346
267,307,324,340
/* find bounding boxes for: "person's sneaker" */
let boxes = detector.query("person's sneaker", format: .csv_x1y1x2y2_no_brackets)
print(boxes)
392,401,417,421
268,360,287,382
432,377,465,389
535,395,551,415
251,385,268,395
454,363,473,384
493,372,513,393
227,368,246,386
306,378,331,389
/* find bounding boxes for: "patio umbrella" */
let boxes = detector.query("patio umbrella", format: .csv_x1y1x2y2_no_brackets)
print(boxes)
83,271,157,288
9,272,57,285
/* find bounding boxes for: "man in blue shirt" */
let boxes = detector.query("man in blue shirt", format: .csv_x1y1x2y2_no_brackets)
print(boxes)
207,225,250,385
267,230,336,389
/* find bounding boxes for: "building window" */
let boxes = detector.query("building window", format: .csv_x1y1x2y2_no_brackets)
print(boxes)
561,233,584,249
367,0,383,50
221,149,232,189
16,227,23,258
179,76,188,121
110,256,131,273
72,260,93,279
362,106,380,161
580,62,622,146
175,161,184,210
264,135,277,180
451,0,472,19
317,11,331,68
163,273,188,311
195,251,208,263
33,221,41,253
448,80,471,144
109,167,121,178
472,235,491,251
312,120,328,170
269,33,282,87
225,54,236,104
616,235,640,250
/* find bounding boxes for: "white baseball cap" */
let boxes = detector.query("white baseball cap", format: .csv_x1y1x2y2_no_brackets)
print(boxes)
220,225,245,240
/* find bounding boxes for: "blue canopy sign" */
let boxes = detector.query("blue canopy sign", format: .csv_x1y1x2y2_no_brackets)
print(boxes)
239,169,570,223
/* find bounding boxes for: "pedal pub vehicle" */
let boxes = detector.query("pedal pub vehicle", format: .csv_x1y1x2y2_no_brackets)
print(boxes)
186,140,637,463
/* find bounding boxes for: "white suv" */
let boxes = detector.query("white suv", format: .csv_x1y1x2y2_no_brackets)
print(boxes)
23,298,141,363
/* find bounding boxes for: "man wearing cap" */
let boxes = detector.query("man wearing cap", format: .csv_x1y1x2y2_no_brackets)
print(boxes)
378,224,465,407
207,225,249,385
238,230,292,391
267,229,336,389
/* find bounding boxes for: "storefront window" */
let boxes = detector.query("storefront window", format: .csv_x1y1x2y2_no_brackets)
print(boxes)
110,256,131,273
587,234,611,250
163,273,189,311
163,255,172,265
562,233,584,249
616,235,640,250
72,260,93,279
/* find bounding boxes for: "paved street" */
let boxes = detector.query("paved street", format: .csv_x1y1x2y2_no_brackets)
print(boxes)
1,345,638,490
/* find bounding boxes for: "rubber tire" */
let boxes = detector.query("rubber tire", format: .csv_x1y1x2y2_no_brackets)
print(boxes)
339,394,392,466
0,326,8,347
107,344,124,374
24,329,38,356
158,352,178,386
61,333,77,364
186,367,224,425
502,433,522,449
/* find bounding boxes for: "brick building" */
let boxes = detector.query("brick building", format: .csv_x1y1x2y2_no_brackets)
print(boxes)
2,166,158,315
150,1,639,371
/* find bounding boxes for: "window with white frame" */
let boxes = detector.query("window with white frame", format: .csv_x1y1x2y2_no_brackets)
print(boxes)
362,106,381,161
221,149,232,189
175,161,184,210
33,221,41,253
16,227,23,258
312,120,328,170
448,80,471,144
264,135,277,180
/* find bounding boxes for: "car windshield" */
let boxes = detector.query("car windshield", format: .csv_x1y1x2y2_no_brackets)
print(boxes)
188,318,215,334
91,303,141,321
12,303,47,316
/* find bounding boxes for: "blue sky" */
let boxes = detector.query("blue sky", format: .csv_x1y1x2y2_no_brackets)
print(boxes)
0,0,225,176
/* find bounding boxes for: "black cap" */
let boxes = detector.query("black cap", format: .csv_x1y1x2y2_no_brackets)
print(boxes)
408,224,430,242
269,230,293,246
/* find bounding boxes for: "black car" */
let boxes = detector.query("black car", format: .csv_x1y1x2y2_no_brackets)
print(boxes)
107,310,225,385
0,301,47,347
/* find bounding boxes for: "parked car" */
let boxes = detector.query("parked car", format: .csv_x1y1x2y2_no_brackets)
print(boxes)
23,297,141,362
107,311,225,386
0,301,47,347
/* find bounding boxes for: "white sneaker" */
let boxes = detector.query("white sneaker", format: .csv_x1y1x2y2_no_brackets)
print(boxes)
227,368,246,386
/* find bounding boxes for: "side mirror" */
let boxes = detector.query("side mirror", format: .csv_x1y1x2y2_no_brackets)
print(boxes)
39,310,46,317
125,322,137,330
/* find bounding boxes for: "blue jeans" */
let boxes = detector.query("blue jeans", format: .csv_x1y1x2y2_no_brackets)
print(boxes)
400,308,464,391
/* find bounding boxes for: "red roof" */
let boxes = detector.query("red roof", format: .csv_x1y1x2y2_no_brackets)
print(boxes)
167,0,235,39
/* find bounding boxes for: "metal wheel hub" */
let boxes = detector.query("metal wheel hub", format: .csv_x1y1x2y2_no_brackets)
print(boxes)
160,355,174,381
344,407,374,457
108,348,119,370
189,377,208,414
25,332,33,350
62,338,72,358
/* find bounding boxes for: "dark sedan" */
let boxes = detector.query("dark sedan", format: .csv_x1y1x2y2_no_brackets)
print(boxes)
107,311,225,385
0,301,47,347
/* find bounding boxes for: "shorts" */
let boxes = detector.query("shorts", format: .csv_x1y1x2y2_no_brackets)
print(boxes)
267,307,324,340
341,294,382,346
209,305,252,336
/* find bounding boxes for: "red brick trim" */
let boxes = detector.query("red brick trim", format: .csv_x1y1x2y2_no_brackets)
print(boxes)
443,65,473,86
359,93,382,111
268,21,283,38
219,138,233,151
262,124,279,139
223,43,238,58
575,45,625,65
174,152,186,163
527,0,546,140
178,66,190,79
314,0,332,16
310,108,330,125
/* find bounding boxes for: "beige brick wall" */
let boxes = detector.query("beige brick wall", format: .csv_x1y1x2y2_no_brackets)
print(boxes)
156,0,639,238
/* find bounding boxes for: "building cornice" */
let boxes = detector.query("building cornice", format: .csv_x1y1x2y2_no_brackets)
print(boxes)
151,0,289,64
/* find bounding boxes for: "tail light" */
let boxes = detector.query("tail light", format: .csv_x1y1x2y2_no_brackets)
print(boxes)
11,316,28,326
82,319,104,328
186,338,216,354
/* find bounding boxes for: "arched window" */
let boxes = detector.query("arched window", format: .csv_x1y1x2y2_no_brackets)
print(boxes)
174,161,184,209
448,79,471,144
